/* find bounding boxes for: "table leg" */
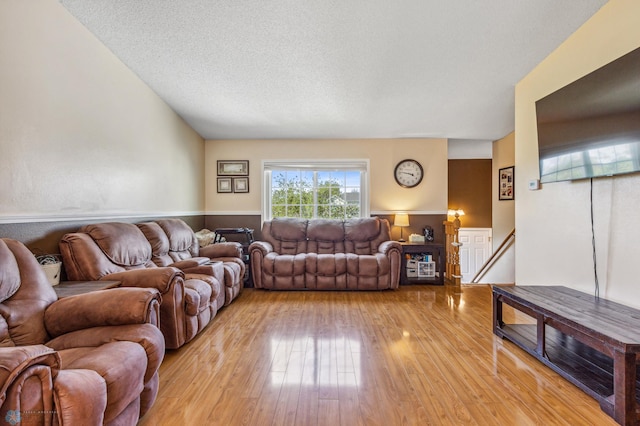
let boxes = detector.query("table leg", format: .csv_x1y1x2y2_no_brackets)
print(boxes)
612,350,636,426
492,291,503,332
536,313,546,357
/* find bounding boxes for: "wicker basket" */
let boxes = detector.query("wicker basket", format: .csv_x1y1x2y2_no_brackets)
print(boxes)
41,262,62,286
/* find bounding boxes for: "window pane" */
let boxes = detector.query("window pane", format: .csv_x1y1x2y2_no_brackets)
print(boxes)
266,162,366,220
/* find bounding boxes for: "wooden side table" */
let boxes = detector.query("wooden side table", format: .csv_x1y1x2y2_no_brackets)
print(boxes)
54,280,121,298
400,243,445,285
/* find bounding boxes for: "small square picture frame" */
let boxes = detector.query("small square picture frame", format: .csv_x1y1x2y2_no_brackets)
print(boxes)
217,177,232,193
233,177,249,193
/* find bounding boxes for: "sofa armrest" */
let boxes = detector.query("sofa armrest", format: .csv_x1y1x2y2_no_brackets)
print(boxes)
248,241,273,256
102,267,184,294
47,323,165,386
53,369,107,425
44,287,162,338
170,258,210,270
377,240,403,255
0,345,59,405
200,242,243,259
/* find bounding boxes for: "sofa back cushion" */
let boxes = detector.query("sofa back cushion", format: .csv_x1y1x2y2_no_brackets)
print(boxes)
137,222,174,267
307,220,345,254
263,218,308,255
154,219,199,260
262,217,391,255
81,223,152,267
60,223,155,281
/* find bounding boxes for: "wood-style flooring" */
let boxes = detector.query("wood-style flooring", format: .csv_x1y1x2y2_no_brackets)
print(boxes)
138,285,617,425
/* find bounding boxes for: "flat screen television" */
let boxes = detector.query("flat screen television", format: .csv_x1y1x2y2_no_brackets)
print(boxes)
536,46,640,184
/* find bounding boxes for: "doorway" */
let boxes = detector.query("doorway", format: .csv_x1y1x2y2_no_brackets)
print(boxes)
458,228,492,284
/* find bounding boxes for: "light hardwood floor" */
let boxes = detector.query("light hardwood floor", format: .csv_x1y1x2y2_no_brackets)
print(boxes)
138,285,617,425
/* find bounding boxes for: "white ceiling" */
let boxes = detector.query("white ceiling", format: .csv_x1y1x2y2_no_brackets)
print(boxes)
59,0,606,141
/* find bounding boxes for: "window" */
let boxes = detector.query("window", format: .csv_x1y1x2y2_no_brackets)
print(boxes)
263,160,369,221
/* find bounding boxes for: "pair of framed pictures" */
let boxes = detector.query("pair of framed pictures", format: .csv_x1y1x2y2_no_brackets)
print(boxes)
217,160,249,193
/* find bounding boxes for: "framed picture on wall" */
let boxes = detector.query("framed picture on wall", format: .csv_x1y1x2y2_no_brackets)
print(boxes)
499,166,514,201
233,177,249,193
217,160,249,176
217,177,232,193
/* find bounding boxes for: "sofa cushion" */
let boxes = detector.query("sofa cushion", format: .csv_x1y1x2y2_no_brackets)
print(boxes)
307,220,344,242
344,218,380,241
270,218,308,241
81,223,152,267
155,219,196,254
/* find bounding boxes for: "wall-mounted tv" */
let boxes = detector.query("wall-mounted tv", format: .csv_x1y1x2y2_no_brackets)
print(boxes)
536,46,640,184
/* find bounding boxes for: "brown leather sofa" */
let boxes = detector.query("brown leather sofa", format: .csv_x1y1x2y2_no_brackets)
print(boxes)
249,217,402,290
137,219,245,306
0,238,165,425
60,222,223,349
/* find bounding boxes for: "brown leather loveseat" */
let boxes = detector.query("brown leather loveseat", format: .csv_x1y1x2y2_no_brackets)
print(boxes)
0,238,165,425
60,222,224,349
137,219,245,306
249,217,402,290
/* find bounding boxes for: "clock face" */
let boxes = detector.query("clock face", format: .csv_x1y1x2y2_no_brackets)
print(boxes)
394,159,424,188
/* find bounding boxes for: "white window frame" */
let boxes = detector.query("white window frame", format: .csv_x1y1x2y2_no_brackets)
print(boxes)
262,159,370,222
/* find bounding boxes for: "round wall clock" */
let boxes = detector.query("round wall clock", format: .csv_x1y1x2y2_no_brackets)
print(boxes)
394,159,424,188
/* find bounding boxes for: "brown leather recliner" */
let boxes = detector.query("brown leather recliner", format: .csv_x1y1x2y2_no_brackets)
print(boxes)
137,219,245,306
0,238,165,425
59,222,223,349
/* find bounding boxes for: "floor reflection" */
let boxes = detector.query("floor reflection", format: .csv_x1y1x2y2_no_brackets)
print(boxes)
270,336,361,387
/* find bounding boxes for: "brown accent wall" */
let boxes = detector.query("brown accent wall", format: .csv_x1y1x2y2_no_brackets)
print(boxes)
205,214,447,243
0,215,205,256
448,159,492,228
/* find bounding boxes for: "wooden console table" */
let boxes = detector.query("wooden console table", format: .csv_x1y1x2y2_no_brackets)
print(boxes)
493,285,640,425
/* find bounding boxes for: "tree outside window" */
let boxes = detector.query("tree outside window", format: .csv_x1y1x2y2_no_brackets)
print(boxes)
270,169,362,220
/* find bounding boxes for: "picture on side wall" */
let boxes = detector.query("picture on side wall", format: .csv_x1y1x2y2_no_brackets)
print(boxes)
233,177,249,193
217,160,249,176
217,177,232,193
499,166,514,200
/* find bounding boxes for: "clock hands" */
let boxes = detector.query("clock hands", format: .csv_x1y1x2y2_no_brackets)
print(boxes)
400,171,415,176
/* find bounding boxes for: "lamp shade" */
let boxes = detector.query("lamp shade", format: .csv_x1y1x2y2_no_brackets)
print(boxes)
394,213,410,227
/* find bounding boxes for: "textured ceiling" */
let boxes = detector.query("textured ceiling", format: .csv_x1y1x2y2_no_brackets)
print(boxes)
59,0,606,141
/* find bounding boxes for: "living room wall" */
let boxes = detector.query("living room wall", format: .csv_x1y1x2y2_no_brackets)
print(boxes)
0,0,205,250
515,0,640,307
204,138,449,239
205,138,448,215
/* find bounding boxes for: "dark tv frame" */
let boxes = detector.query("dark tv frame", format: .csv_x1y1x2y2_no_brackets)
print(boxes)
535,47,640,184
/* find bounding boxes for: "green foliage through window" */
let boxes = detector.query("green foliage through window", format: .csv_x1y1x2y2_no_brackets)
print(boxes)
270,169,362,219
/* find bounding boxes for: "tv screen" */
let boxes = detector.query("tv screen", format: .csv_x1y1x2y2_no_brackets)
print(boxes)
536,47,640,184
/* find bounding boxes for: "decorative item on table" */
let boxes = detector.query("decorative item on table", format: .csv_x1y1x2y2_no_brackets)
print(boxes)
409,233,425,243
423,226,434,242
35,254,62,286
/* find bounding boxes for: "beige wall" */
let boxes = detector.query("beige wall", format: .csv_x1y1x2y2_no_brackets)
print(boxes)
515,0,640,307
478,132,515,284
205,139,448,217
0,0,205,221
